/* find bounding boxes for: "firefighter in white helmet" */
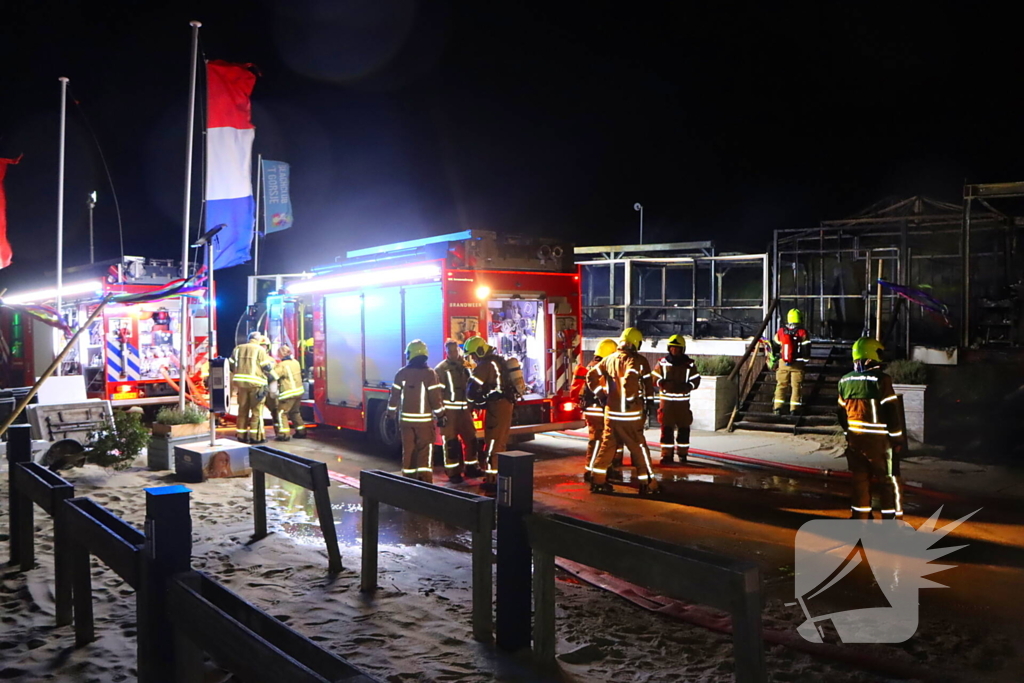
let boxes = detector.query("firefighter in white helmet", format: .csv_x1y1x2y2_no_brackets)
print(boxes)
230,331,275,444
387,340,446,483
465,336,514,485
272,344,306,441
652,334,701,465
572,338,619,482
587,327,660,496
435,339,477,483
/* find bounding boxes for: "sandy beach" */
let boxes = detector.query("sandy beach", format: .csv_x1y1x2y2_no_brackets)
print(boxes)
1,462,1019,682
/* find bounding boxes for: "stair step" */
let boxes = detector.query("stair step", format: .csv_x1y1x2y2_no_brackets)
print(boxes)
736,413,838,426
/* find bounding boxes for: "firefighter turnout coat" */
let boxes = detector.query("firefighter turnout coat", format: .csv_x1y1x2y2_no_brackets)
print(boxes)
586,348,658,488
388,357,445,482
572,357,608,474
435,356,478,476
230,341,274,441
467,352,514,480
652,354,701,461
273,357,305,438
773,325,812,412
837,364,905,519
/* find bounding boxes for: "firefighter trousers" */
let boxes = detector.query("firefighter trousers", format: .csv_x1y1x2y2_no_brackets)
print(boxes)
774,362,806,412
235,384,266,442
658,401,692,462
402,420,436,483
482,398,514,482
275,397,303,439
441,408,477,477
845,434,902,519
584,412,604,473
591,417,657,489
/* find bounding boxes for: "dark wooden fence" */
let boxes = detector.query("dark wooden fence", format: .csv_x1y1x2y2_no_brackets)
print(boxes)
359,469,495,642
250,445,342,573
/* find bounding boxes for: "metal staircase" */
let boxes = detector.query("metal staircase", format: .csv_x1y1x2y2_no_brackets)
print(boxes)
731,342,849,435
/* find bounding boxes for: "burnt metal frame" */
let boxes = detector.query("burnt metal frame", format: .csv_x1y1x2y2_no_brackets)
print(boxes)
249,445,343,573
525,513,765,683
359,469,495,642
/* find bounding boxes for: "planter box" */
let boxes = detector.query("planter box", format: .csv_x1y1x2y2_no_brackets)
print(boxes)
148,431,214,471
174,439,251,483
152,422,209,438
893,383,926,443
690,375,737,432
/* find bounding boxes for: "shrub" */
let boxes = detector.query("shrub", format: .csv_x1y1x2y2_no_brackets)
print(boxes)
693,355,736,377
85,411,151,471
887,359,927,385
155,404,209,425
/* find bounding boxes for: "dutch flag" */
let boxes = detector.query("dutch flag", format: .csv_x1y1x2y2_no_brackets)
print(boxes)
205,60,257,269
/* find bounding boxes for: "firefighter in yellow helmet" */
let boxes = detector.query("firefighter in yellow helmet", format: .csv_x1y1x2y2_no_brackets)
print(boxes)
838,338,906,519
465,336,514,485
572,338,619,482
230,331,275,444
435,339,478,483
387,340,446,483
652,334,701,465
272,344,306,441
587,327,660,495
772,308,812,416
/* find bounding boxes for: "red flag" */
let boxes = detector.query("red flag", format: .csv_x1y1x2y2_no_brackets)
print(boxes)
0,154,21,269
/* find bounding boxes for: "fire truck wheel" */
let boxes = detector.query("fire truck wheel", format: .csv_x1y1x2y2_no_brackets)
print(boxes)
370,400,402,456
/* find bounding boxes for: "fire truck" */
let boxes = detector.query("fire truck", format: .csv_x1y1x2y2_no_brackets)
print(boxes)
0,257,209,406
247,231,585,449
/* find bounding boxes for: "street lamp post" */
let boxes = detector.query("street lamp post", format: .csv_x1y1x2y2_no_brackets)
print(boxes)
633,202,643,245
87,191,97,264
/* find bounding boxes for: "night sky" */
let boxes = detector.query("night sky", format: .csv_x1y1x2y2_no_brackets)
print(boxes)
1,1,1021,327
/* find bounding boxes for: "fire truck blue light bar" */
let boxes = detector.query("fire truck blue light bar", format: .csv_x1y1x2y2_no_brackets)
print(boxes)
345,230,474,259
286,264,442,295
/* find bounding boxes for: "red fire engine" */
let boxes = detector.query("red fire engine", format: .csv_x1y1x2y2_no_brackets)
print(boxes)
0,258,208,406
249,231,585,448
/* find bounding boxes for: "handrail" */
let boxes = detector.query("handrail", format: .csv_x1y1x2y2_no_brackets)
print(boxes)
728,298,779,382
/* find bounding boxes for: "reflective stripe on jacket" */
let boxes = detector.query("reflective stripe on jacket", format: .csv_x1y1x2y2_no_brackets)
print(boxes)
274,358,304,399
435,357,471,410
588,349,653,422
837,367,903,439
388,363,445,423
652,354,701,402
468,353,512,403
230,342,273,386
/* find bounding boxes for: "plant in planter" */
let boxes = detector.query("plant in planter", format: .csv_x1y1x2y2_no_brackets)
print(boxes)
887,359,927,385
693,355,736,377
153,404,210,437
82,410,151,471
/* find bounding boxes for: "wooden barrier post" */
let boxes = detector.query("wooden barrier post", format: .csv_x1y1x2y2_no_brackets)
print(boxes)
495,451,533,651
138,485,193,683
6,424,32,567
532,548,557,666
310,464,342,573
71,531,94,646
360,495,379,592
253,468,268,539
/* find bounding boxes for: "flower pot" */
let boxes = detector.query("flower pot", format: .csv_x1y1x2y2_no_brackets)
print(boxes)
152,422,209,439
690,375,737,431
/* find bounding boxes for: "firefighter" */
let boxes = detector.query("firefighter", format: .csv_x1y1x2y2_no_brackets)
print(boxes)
572,338,618,483
230,331,275,444
435,339,477,483
772,308,812,416
587,327,660,496
652,334,701,465
465,336,514,485
272,344,306,441
387,340,446,483
837,337,905,520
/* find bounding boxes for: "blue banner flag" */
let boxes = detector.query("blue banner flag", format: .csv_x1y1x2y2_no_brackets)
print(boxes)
261,159,293,233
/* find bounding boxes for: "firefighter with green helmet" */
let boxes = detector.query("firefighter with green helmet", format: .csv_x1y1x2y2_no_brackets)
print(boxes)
771,308,812,416
586,327,660,496
838,337,905,519
652,334,701,464
388,340,446,483
465,336,515,485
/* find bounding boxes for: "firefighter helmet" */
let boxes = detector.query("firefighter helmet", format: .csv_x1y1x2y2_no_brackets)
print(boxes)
596,338,618,358
248,330,262,342
852,337,884,363
667,334,686,351
405,339,428,360
787,308,802,324
620,327,643,348
462,336,491,358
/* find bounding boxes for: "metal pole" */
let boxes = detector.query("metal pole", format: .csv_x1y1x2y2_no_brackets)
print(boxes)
56,77,69,376
209,236,217,446
634,202,643,245
179,20,202,411
253,153,262,276
875,258,883,341
962,196,972,347
87,192,96,265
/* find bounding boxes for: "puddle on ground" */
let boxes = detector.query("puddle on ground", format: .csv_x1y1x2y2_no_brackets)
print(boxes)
264,477,472,551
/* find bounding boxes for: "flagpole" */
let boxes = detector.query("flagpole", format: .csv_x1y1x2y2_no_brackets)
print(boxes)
254,153,262,276
178,20,202,411
56,76,69,377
